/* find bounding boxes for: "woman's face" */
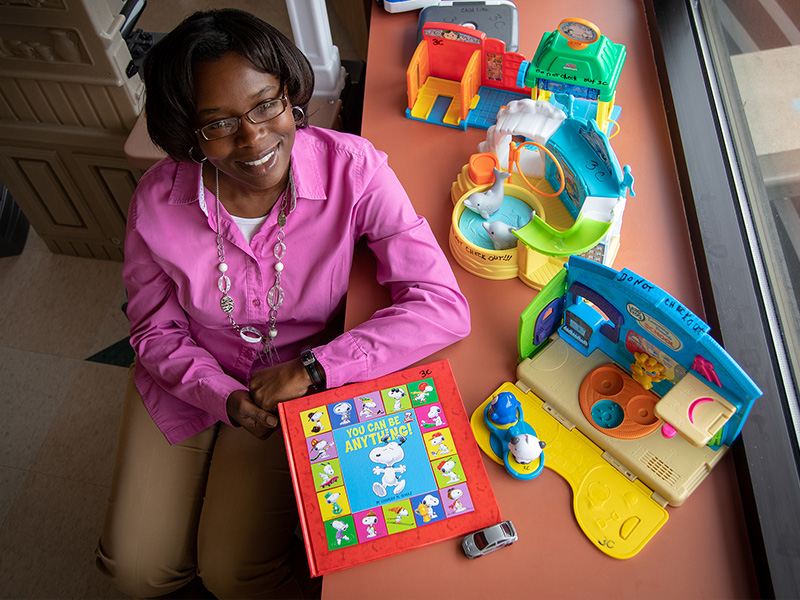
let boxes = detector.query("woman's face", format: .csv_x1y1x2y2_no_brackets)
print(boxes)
193,51,296,201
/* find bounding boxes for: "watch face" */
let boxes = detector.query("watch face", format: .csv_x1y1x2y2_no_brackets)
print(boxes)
559,20,599,44
301,349,314,366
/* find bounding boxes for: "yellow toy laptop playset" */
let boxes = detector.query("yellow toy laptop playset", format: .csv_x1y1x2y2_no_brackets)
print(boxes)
470,256,762,559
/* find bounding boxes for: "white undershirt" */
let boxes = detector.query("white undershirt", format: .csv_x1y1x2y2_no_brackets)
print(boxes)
231,214,269,244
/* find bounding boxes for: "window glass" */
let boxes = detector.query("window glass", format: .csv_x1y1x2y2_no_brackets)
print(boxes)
698,0,800,438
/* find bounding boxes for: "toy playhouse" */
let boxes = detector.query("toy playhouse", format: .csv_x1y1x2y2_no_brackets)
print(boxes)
406,18,633,290
406,22,528,130
518,18,626,135
406,18,625,133
470,256,762,559
449,96,634,290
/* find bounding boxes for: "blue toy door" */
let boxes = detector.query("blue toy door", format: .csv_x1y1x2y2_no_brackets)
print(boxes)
533,297,564,346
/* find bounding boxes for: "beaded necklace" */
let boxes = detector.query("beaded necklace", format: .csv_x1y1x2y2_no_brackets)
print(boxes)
212,164,296,364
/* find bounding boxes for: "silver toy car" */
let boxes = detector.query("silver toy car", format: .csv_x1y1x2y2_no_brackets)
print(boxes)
462,520,517,558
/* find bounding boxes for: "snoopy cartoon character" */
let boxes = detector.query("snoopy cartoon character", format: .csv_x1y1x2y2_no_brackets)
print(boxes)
387,505,409,524
361,511,379,538
309,437,330,461
414,494,441,522
422,405,444,428
447,487,466,513
325,491,343,515
386,387,406,412
438,459,460,483
332,402,352,425
369,435,407,497
359,398,383,419
429,432,450,456
412,383,434,403
318,462,337,487
331,520,350,545
306,411,324,433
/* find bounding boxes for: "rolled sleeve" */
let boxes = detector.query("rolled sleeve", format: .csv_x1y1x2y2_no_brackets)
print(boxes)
314,155,470,388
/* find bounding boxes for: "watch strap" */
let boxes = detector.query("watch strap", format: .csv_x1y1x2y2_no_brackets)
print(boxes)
301,345,326,390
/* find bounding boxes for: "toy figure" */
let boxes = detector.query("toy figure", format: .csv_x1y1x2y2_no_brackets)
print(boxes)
482,211,535,250
488,391,519,425
484,391,546,480
630,352,666,390
463,168,510,219
508,433,546,464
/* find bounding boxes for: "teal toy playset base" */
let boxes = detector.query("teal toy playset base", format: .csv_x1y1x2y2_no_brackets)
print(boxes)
470,257,762,559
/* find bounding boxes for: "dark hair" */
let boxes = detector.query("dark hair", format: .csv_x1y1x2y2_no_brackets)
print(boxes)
141,8,315,162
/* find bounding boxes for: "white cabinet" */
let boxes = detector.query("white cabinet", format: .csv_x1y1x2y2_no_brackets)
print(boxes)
0,0,144,260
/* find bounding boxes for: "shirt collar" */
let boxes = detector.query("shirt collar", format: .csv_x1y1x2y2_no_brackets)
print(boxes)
167,159,203,207
290,127,326,202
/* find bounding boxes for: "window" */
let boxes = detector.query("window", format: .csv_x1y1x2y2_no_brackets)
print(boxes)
701,0,800,442
644,1,800,597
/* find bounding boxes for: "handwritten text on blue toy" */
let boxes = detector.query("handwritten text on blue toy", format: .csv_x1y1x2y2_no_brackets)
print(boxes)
616,272,707,335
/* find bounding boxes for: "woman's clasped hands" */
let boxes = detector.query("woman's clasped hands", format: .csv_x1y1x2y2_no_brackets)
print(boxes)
226,358,313,439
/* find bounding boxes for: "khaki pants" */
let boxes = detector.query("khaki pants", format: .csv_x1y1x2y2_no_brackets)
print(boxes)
95,366,321,599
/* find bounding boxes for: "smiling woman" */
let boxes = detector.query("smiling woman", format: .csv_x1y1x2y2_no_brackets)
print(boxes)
194,54,297,218
94,8,470,599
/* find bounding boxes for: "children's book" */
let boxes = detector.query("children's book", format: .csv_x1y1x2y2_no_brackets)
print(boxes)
278,359,502,577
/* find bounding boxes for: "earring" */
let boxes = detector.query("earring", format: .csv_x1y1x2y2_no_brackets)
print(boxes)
189,147,207,163
292,106,306,125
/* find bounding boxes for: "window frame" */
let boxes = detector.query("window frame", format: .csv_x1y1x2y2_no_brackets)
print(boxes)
643,0,800,597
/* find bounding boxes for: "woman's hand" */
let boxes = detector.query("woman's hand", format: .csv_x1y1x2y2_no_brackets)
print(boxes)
248,358,313,414
226,389,279,440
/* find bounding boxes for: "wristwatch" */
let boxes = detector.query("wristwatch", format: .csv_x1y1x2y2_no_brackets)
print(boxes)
301,346,326,391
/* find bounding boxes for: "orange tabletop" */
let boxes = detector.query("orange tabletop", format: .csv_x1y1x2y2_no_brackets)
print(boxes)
323,2,758,598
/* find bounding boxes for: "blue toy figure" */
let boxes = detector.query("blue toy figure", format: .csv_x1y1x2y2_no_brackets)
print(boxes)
483,391,545,480
487,391,519,424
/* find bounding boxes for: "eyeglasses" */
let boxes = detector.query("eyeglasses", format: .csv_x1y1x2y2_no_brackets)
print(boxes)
195,95,288,141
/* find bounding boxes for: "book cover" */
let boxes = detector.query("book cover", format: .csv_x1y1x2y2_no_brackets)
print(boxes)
278,359,502,577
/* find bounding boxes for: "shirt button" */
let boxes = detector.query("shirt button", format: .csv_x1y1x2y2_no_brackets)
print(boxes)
252,299,261,307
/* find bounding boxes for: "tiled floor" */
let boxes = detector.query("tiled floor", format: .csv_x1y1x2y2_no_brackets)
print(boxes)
0,229,130,599
0,2,359,598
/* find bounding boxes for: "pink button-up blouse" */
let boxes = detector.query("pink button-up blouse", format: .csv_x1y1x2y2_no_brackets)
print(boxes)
123,126,470,444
